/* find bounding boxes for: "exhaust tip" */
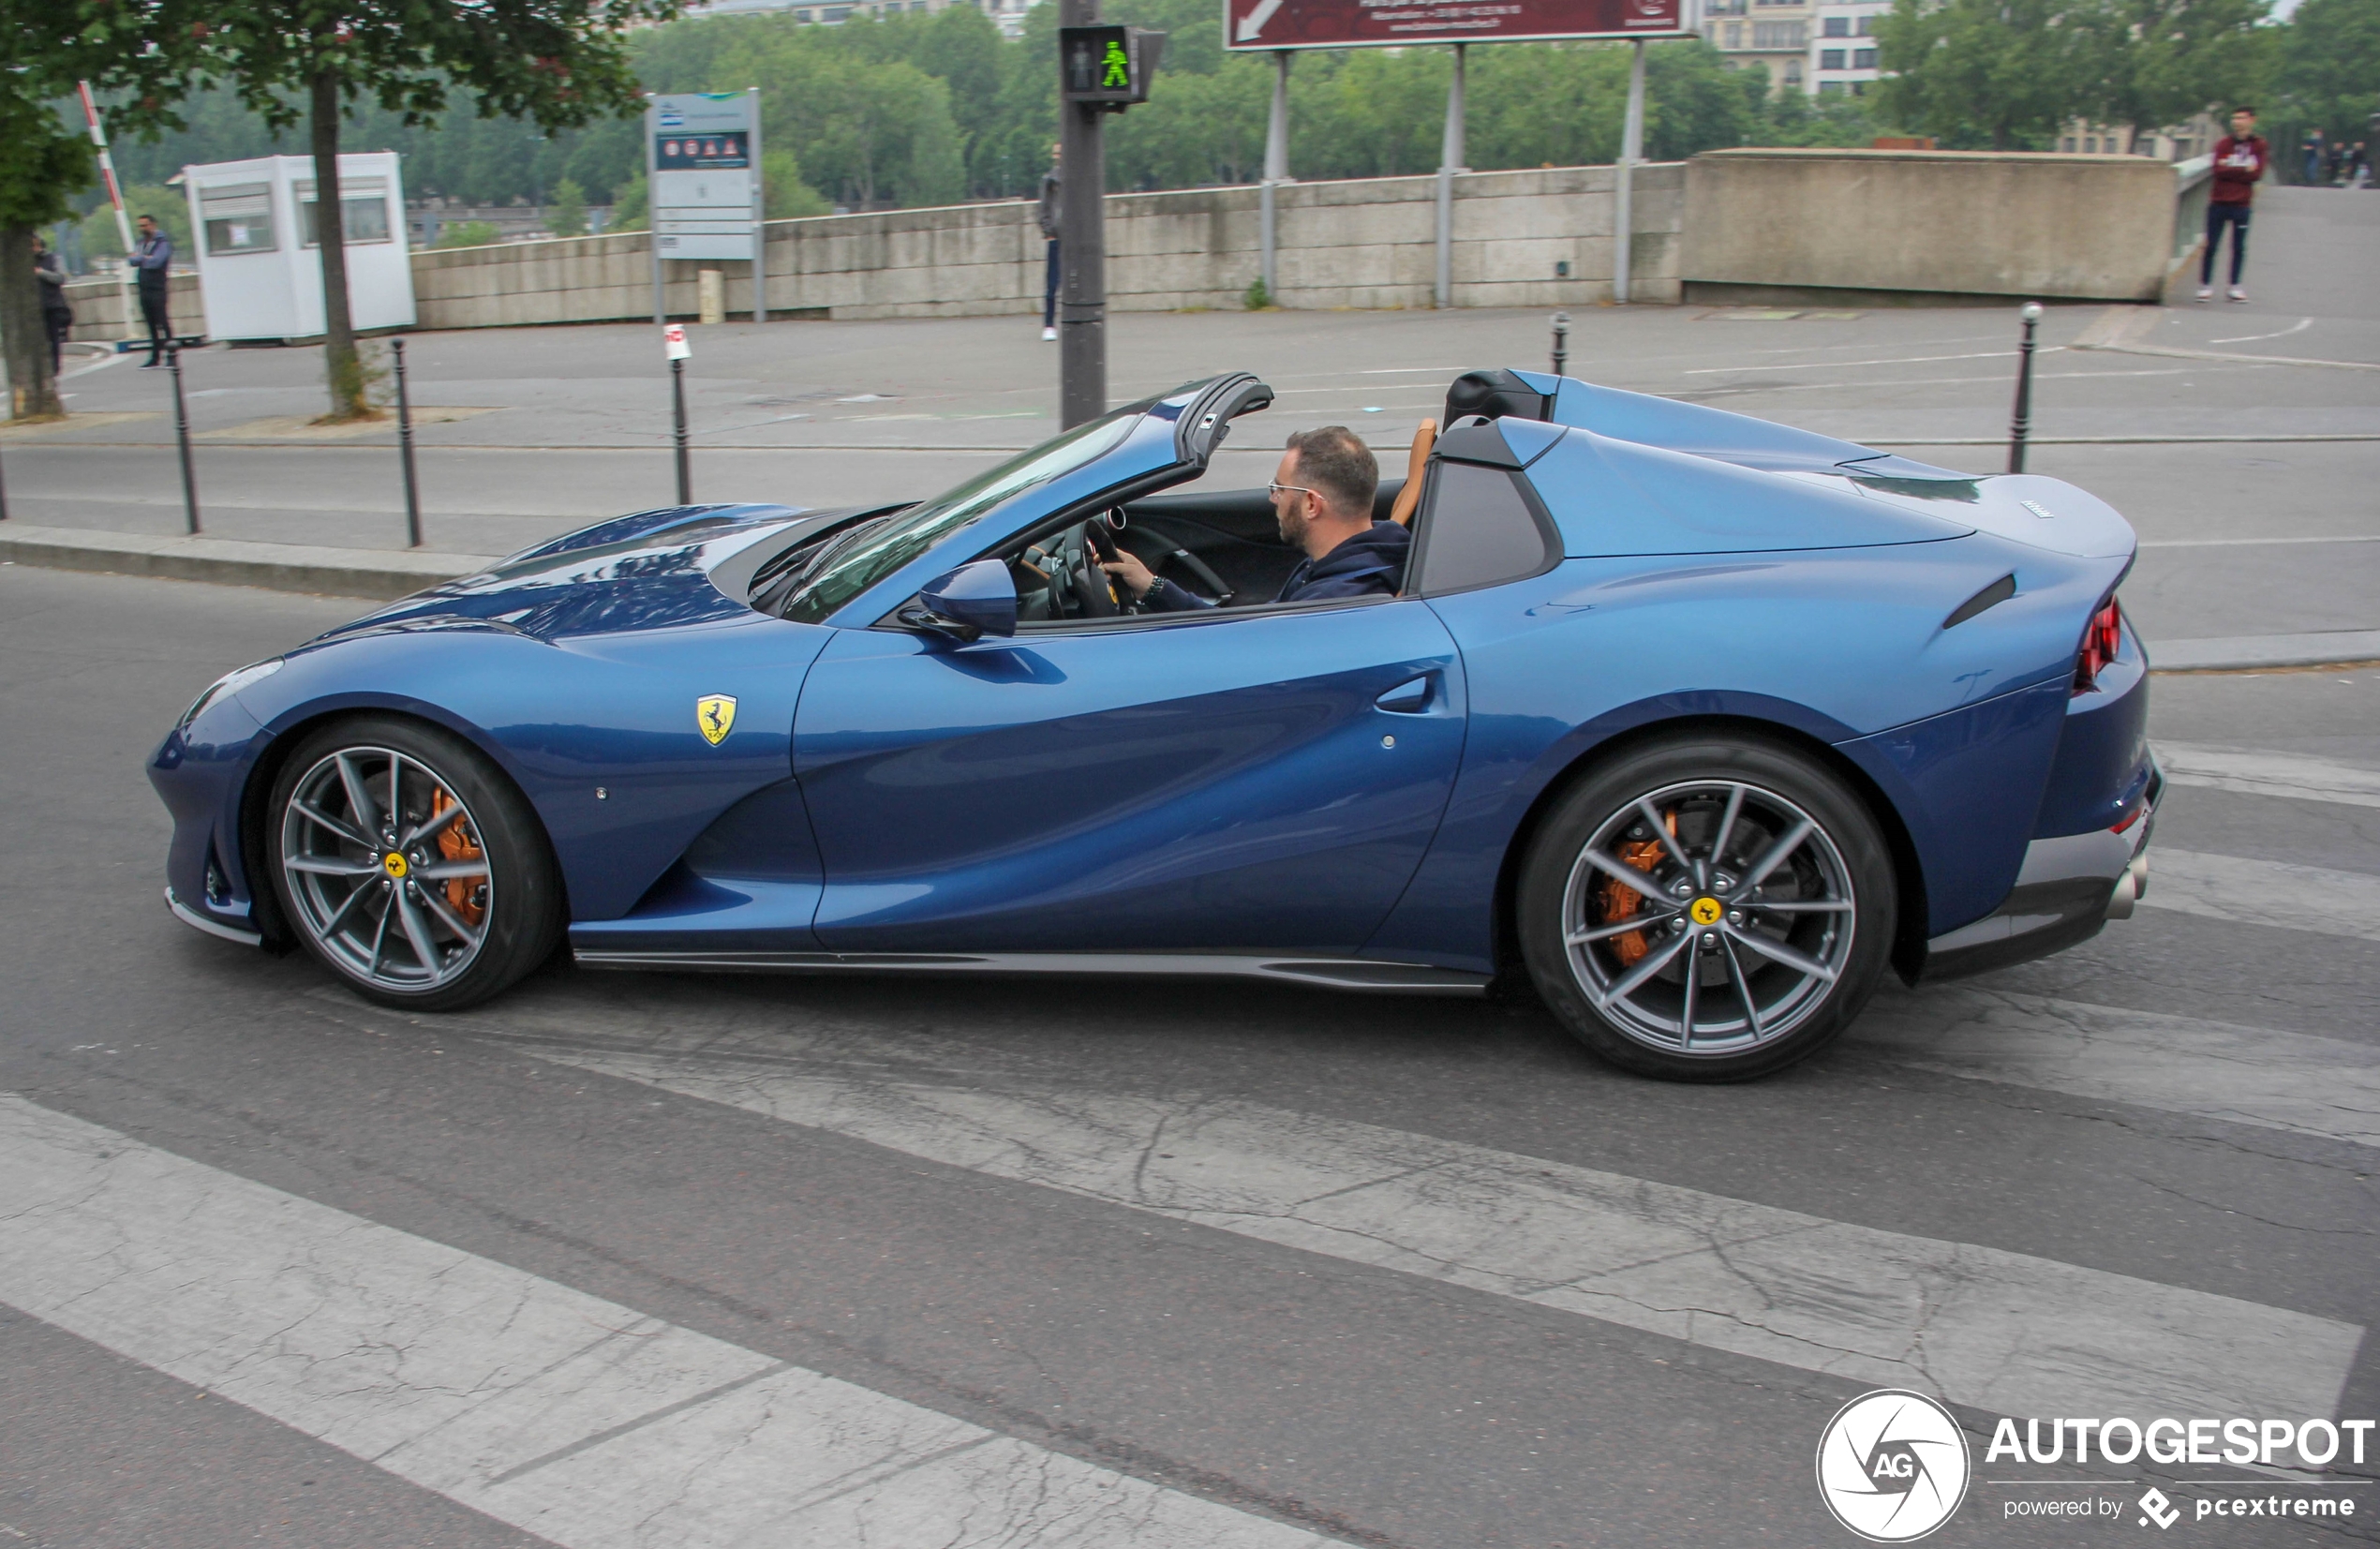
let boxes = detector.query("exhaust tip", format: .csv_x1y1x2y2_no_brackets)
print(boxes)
2105,867,2137,921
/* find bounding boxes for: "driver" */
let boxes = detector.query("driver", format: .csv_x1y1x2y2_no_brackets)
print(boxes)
1100,425,1407,611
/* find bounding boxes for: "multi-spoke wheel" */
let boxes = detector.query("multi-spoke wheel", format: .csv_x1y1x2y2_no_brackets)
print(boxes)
1519,736,1896,1081
266,717,561,1010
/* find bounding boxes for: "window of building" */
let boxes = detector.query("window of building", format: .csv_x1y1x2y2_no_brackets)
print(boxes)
1820,47,1845,67
295,178,394,248
199,183,277,256
2085,136,2099,153
1823,16,1850,35
1856,13,1874,30
1819,79,1846,94
1851,79,1867,95
2061,136,2076,152
1852,47,1875,67
1724,21,1742,46
1752,20,1806,48
1784,57,1804,83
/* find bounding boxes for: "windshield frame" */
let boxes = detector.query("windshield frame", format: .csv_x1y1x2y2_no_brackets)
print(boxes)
775,406,1149,626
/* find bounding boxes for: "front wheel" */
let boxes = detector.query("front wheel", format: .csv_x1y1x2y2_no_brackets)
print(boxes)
1518,736,1897,1081
267,716,561,1011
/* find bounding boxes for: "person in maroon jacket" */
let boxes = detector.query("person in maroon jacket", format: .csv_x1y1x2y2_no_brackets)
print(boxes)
2200,106,2268,303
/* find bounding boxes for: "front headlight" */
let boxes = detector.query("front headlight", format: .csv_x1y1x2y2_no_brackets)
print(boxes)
180,658,284,730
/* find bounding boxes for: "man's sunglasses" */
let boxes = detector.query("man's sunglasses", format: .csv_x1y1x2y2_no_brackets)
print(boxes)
1267,483,1319,500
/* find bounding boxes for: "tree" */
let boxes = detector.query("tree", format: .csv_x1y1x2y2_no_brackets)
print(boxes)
2075,0,2274,148
80,185,194,260
1872,0,2097,147
1,0,206,421
2274,0,2380,148
548,175,588,236
432,218,502,247
198,0,683,424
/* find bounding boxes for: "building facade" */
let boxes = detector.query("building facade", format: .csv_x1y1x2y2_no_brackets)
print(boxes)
1805,0,1883,97
1704,0,1811,95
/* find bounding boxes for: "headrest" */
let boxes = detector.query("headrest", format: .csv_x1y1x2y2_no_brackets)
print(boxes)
1444,368,1551,426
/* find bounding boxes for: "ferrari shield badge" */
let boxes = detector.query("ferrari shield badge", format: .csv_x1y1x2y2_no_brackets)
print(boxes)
696,693,737,746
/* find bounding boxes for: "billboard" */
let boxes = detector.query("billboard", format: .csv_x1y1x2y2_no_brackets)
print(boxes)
649,91,761,263
1225,0,1687,50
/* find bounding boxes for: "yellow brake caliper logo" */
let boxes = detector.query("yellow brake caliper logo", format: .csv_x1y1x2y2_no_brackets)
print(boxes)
697,693,738,746
1689,896,1723,927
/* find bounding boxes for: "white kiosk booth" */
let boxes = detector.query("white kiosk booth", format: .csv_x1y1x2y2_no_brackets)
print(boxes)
181,153,416,342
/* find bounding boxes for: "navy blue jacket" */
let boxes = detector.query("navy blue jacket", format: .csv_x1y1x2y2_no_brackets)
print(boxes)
1146,520,1408,612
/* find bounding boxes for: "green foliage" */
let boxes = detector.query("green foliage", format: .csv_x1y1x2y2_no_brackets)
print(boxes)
78,185,192,258
1244,275,1272,309
433,218,503,247
2273,0,2380,147
549,175,588,236
611,169,647,230
762,150,830,218
2073,0,2276,141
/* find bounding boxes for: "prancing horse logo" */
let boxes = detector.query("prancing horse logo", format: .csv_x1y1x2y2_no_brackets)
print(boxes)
697,693,737,746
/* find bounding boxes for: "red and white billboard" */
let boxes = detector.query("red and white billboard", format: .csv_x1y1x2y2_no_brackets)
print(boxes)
1226,0,1688,50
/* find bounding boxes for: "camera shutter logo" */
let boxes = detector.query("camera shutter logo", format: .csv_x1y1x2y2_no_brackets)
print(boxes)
1815,1390,1971,1542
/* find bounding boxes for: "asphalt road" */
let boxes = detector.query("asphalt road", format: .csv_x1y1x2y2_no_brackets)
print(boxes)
1,558,2375,1548
5,189,2374,646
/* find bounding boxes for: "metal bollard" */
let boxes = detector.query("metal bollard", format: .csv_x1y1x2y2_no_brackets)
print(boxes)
1552,311,1570,379
0,439,9,522
672,357,692,505
167,340,201,534
393,338,423,548
2007,302,2043,474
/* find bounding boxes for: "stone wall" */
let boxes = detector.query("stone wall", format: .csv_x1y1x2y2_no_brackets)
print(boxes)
1679,147,2201,304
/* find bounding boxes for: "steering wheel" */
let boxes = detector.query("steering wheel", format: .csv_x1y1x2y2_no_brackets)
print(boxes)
1034,509,1227,618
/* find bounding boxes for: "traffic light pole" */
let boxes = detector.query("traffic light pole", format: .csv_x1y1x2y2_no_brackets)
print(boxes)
1058,0,1108,429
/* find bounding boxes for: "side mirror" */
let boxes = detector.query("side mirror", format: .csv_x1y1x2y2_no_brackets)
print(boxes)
900,558,1017,644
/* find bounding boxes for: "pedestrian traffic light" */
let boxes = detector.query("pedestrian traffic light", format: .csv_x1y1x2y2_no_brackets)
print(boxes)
1059,25,1163,109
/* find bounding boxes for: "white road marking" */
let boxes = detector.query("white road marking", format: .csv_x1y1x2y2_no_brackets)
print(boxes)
2157,743,2380,810
2209,318,2313,345
1849,985,2380,1148
0,1094,1342,1549
1682,348,2038,375
2144,849,2380,942
2139,534,2380,548
499,1033,2362,1423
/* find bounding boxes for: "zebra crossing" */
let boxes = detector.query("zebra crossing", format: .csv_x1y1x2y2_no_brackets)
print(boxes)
2,738,2373,1543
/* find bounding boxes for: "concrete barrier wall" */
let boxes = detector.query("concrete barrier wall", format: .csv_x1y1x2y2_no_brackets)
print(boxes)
405,163,1685,328
63,150,2197,337
1679,148,2193,304
62,273,206,345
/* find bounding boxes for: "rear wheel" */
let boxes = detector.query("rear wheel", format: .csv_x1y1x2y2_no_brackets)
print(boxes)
267,716,560,1011
1518,735,1896,1081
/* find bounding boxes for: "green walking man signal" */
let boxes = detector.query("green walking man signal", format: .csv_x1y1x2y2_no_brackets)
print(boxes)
1058,24,1164,108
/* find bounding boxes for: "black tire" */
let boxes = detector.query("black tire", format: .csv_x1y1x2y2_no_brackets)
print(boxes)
266,715,562,1011
1517,733,1897,1081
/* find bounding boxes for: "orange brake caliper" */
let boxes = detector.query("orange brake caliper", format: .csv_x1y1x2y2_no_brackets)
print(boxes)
1599,812,1674,967
432,790,486,928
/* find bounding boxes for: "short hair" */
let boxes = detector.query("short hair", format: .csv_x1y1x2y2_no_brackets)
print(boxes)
1284,425,1378,520
2231,104,2255,115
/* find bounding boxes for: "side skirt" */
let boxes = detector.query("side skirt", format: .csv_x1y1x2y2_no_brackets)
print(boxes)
572,948,1492,995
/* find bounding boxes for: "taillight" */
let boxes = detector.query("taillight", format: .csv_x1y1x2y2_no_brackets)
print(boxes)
2074,596,2123,694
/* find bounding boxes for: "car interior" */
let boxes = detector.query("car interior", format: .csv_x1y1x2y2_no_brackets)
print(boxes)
999,367,1548,625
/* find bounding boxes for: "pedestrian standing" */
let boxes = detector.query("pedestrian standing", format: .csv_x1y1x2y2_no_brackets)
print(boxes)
2199,106,2268,304
1037,141,1062,344
34,233,74,376
133,214,172,367
2301,128,2325,185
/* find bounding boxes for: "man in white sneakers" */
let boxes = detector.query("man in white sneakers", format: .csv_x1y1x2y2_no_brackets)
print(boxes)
2199,106,2268,303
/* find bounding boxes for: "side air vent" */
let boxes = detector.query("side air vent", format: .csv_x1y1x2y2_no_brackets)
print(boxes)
1943,573,2017,630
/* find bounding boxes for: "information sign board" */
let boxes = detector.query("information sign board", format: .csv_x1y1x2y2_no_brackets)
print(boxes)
1225,0,1686,50
648,91,761,262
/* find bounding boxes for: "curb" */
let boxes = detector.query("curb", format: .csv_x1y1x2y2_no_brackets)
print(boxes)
2149,631,2380,673
0,525,495,601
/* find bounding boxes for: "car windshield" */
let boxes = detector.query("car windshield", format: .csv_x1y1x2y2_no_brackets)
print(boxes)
775,407,1142,624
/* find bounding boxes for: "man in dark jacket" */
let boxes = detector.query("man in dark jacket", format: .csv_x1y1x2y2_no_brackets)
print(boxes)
2200,106,2268,303
133,214,173,365
34,234,74,375
1102,425,1408,611
1036,142,1062,343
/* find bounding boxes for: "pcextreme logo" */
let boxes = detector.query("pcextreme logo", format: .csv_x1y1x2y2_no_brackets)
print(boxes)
1817,1390,1973,1542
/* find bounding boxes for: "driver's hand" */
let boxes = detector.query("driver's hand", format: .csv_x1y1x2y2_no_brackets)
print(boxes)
1099,548,1157,599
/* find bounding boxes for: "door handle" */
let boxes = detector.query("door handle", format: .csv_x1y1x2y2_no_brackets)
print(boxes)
1376,675,1433,714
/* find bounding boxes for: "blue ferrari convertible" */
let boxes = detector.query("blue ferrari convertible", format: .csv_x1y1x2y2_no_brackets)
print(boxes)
151,369,2157,1080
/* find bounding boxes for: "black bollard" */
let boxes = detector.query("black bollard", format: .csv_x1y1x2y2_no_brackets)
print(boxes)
0,440,9,522
1552,311,1569,379
168,341,201,535
2006,302,2043,474
393,338,423,548
672,356,692,506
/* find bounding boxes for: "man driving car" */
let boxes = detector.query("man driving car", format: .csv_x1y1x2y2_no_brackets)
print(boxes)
1101,425,1407,611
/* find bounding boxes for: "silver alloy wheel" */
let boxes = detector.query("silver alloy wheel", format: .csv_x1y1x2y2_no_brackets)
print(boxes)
1558,778,1856,1056
279,746,494,992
